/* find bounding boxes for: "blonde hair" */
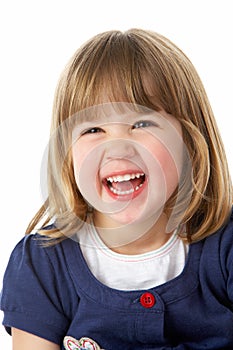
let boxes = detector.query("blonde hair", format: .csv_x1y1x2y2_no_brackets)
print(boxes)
26,29,232,243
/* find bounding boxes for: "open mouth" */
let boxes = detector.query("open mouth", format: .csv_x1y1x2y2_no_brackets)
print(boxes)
104,172,146,197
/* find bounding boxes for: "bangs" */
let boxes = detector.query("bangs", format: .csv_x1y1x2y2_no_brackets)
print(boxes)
66,30,168,117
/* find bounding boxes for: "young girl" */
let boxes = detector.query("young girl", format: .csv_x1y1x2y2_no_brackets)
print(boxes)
1,29,233,350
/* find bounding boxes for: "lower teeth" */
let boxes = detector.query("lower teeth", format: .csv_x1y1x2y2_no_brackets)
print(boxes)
109,183,143,195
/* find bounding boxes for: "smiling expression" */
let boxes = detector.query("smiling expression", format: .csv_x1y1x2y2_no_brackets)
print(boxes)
72,103,184,230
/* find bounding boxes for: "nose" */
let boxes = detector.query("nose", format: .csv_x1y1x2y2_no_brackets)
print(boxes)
104,139,137,159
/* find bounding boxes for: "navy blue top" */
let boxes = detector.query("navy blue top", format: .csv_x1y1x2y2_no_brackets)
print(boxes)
1,211,233,349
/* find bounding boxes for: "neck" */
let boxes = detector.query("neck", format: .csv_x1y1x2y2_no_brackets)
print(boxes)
93,211,175,255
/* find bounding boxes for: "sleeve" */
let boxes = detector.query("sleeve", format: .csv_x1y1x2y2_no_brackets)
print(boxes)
0,234,70,345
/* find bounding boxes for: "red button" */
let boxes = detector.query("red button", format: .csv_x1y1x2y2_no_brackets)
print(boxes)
140,292,156,308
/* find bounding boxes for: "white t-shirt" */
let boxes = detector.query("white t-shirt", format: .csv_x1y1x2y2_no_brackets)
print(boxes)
77,216,189,291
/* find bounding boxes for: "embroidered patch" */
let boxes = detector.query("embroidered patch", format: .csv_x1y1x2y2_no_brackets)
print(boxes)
63,336,102,350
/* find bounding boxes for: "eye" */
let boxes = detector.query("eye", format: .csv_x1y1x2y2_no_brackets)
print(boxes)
81,127,104,135
132,120,158,129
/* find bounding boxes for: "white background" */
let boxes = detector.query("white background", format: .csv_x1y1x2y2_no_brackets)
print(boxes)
0,0,232,347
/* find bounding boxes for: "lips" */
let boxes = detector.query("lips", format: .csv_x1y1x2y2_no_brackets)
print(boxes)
103,171,146,198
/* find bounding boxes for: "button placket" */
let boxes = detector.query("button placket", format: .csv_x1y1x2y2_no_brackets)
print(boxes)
135,292,165,344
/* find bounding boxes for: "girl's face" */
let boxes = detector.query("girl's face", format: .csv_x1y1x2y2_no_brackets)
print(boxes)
72,103,184,232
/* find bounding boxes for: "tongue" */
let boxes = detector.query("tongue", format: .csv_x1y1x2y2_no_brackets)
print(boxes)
111,178,142,191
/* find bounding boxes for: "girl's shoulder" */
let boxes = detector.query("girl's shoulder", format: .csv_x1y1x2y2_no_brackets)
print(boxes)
213,208,233,250
5,229,81,284
203,208,233,247
218,209,233,268
0,231,80,344
200,209,233,284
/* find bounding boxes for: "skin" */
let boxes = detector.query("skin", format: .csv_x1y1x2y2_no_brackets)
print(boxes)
12,328,60,350
72,104,183,253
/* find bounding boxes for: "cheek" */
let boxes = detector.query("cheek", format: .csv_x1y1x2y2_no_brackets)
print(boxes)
159,150,179,193
146,141,183,197
72,141,106,205
72,140,91,187
72,139,101,174
72,142,99,181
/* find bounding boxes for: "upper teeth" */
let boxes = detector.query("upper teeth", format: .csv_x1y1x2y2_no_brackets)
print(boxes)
107,173,144,183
